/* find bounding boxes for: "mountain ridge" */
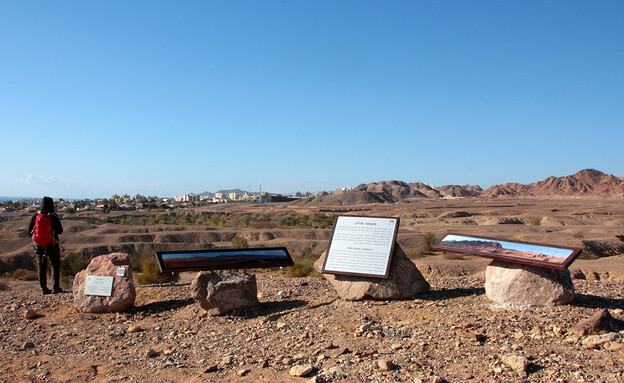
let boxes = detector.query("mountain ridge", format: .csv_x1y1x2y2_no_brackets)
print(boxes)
294,169,623,206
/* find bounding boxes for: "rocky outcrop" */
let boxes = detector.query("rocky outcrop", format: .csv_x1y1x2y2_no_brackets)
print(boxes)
314,244,430,301
73,252,136,313
569,309,623,337
190,270,259,315
485,260,575,306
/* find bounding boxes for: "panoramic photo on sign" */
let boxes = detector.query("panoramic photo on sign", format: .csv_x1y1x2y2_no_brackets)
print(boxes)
432,233,582,270
155,247,294,272
323,216,399,278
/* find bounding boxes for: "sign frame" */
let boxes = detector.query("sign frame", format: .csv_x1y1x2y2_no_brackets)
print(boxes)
155,247,295,273
432,232,582,270
322,215,400,279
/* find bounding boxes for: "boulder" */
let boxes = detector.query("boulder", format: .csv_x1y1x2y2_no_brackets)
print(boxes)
73,252,136,313
190,270,259,315
569,309,622,337
485,260,574,306
314,244,430,301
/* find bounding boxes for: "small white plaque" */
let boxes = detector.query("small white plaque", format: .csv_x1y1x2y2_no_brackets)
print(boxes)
116,267,126,277
84,275,114,296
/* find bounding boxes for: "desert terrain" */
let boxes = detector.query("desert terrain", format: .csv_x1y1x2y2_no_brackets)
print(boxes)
1,197,624,382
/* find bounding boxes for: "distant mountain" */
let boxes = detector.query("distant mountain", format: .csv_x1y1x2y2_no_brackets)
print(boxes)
484,169,624,198
0,196,35,202
293,169,623,206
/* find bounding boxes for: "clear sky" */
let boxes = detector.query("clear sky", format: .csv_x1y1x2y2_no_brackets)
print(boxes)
1,1,622,199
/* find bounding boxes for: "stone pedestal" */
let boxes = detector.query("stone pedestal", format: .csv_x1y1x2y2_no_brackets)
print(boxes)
73,252,136,313
485,260,574,306
314,244,430,301
190,270,259,315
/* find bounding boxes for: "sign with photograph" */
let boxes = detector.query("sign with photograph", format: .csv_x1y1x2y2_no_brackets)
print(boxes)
322,216,400,278
432,233,582,270
84,275,114,296
155,247,294,272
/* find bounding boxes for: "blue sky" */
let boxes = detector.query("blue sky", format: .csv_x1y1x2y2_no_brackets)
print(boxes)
1,1,622,199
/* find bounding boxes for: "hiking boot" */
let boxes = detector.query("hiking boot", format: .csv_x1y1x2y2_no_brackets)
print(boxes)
42,288,52,295
53,287,64,294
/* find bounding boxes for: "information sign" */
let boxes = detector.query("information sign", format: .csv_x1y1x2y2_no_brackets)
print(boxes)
322,216,399,278
432,233,582,270
84,275,114,296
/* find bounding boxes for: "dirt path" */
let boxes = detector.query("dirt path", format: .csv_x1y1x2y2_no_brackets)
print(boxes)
2,268,624,382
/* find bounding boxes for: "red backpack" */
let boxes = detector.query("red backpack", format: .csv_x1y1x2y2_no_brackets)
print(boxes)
33,213,55,247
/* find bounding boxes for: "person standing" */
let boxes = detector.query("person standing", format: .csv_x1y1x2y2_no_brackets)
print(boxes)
28,196,64,294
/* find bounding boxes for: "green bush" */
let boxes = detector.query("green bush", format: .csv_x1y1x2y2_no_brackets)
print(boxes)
128,248,156,273
285,247,322,277
232,236,249,249
420,233,437,255
61,253,88,276
136,255,179,285
286,257,321,278
60,253,89,289
572,231,585,239
12,269,38,281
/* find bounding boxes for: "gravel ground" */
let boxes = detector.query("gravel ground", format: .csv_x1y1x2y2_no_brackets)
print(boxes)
1,273,624,383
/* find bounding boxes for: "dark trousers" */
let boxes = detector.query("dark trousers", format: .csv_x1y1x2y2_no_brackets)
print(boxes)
34,243,61,290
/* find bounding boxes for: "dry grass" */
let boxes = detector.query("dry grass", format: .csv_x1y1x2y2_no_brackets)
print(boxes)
11,269,37,281
442,252,466,260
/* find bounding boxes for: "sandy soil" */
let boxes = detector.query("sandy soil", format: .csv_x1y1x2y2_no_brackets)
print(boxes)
2,264,624,383
2,198,624,269
1,198,624,382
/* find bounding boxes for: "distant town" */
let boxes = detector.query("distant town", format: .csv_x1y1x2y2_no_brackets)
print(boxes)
0,187,354,214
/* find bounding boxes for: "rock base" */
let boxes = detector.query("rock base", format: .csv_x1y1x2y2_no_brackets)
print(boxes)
73,252,136,313
485,260,575,306
190,270,259,315
314,244,430,301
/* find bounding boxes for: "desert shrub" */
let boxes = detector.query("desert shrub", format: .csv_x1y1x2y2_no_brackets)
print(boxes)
285,247,322,277
136,255,179,285
528,217,542,226
442,252,465,260
286,257,321,278
420,233,437,255
61,253,88,276
405,249,427,259
128,248,157,273
0,280,8,291
232,236,249,249
60,253,89,289
572,231,585,239
286,262,321,278
12,269,38,281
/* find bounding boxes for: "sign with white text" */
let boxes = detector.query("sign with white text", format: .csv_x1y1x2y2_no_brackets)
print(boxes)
84,275,114,296
322,216,399,278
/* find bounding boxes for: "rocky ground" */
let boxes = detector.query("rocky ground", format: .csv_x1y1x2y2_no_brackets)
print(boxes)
2,269,624,383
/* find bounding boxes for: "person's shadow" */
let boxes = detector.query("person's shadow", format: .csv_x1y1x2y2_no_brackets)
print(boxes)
572,294,624,310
